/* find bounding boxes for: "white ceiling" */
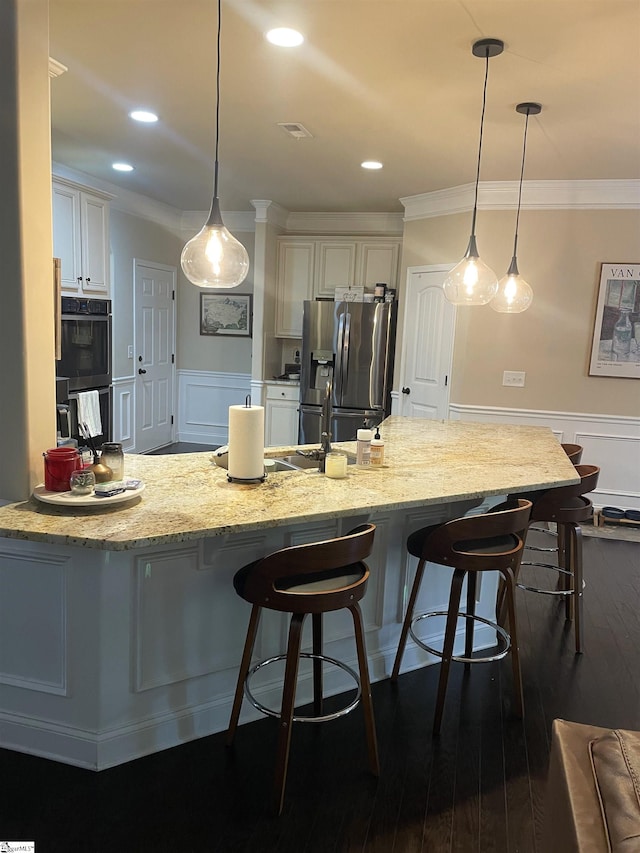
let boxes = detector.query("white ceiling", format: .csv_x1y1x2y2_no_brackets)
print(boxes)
49,0,640,215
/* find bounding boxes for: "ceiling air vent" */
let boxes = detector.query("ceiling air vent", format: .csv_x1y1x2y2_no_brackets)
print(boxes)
277,122,313,139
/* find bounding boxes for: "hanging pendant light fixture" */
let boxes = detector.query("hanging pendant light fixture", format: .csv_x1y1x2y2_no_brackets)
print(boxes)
491,102,540,313
181,0,250,288
443,38,504,306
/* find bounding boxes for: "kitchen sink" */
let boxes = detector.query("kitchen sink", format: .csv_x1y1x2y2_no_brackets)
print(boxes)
274,454,323,470
265,452,356,472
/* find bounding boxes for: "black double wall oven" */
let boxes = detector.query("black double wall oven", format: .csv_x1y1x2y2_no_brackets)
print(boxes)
56,297,112,447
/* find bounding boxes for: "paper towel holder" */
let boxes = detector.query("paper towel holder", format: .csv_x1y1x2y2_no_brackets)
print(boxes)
227,395,267,484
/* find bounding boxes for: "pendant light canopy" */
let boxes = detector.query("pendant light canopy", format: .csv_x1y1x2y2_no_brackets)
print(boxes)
491,102,540,313
443,38,504,306
181,0,249,289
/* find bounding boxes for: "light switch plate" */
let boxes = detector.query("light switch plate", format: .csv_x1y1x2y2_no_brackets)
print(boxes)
127,345,134,359
503,370,526,387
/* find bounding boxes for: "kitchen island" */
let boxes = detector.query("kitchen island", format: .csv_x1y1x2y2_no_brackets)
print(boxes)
0,417,578,769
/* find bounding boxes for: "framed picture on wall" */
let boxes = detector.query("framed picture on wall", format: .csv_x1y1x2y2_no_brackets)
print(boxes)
588,263,640,379
200,293,252,338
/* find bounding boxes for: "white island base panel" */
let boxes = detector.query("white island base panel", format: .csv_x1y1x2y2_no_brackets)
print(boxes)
0,498,498,770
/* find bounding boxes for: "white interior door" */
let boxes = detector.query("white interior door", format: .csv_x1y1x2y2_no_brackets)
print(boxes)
400,266,456,419
134,261,176,452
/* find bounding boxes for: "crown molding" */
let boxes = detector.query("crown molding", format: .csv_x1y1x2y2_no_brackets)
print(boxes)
401,179,640,220
48,57,67,79
284,211,404,234
180,209,256,234
251,200,289,228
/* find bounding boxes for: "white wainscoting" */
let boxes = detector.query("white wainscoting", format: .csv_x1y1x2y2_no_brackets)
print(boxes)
450,404,640,511
177,370,251,446
112,377,135,452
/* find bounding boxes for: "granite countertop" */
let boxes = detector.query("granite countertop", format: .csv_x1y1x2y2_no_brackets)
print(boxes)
0,417,579,552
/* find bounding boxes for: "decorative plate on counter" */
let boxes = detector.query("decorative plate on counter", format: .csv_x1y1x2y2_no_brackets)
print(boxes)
32,483,145,507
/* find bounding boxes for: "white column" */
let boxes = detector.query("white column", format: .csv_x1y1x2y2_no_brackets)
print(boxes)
0,0,56,501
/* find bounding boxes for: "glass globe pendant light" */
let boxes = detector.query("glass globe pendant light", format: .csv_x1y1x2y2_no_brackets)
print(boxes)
443,38,504,306
181,0,249,288
491,102,540,313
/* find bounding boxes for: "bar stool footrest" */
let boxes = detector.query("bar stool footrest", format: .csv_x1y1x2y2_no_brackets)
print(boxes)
518,561,585,596
244,652,361,724
409,610,511,664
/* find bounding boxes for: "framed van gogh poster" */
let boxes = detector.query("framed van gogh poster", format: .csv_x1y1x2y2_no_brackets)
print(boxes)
588,263,640,379
200,293,252,338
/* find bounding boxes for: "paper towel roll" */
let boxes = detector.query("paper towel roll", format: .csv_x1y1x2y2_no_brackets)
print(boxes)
228,404,265,481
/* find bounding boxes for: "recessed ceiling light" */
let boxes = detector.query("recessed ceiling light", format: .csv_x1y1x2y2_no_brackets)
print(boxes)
361,161,383,170
129,109,158,123
266,27,304,47
112,162,134,172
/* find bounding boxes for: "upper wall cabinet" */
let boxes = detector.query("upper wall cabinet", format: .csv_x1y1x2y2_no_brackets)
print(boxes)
52,179,111,296
275,240,315,338
275,236,401,337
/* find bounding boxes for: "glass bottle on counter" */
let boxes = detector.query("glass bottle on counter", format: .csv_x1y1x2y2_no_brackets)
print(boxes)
100,442,124,481
612,308,632,360
356,428,372,466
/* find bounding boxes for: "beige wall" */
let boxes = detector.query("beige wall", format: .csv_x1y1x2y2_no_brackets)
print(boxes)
401,208,640,417
110,210,184,378
110,212,255,377
176,230,255,374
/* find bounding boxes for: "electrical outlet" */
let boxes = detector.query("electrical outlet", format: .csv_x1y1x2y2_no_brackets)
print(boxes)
503,370,526,387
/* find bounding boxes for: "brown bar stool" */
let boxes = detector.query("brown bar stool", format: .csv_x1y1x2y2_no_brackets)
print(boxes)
391,500,532,736
514,464,600,654
561,443,583,465
525,442,583,550
226,523,379,815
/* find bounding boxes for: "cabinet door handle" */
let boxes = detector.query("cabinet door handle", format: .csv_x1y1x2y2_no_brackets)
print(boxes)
77,276,83,283
402,386,411,395
85,277,91,283
138,368,147,375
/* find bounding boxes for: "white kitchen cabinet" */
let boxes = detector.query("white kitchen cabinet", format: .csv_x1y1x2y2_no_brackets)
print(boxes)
358,241,400,292
275,241,315,337
52,179,110,296
275,236,401,338
265,383,299,446
313,240,358,298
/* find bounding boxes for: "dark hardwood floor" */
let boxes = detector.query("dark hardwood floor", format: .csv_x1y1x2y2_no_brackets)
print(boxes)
146,442,219,454
2,533,638,852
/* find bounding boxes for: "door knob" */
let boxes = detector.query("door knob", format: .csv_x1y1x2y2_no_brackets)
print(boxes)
138,368,147,375
402,386,411,395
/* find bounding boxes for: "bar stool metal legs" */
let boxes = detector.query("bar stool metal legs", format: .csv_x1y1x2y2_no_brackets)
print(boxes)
392,501,531,736
226,523,379,815
515,464,598,654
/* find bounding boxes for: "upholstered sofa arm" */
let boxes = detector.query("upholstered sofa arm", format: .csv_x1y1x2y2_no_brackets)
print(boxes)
542,719,640,852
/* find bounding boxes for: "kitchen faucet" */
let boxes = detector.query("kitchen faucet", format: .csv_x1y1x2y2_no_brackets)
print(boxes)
320,379,333,458
296,379,333,471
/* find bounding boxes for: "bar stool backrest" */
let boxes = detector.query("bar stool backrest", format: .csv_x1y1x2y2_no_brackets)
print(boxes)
531,464,600,522
561,443,583,465
420,499,532,573
243,523,376,613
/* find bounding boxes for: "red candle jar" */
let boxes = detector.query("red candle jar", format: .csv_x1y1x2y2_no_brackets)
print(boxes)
43,446,81,492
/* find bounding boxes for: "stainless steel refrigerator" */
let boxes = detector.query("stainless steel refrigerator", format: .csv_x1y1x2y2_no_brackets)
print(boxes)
298,300,397,444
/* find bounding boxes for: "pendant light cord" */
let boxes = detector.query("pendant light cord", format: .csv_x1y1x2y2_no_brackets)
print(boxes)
213,0,222,199
470,49,491,238
511,109,530,259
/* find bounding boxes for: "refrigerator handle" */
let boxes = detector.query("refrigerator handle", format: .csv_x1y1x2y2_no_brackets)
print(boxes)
336,312,345,397
342,311,351,393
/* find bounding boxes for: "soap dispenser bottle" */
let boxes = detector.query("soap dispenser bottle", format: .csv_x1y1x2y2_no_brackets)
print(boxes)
370,428,385,466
